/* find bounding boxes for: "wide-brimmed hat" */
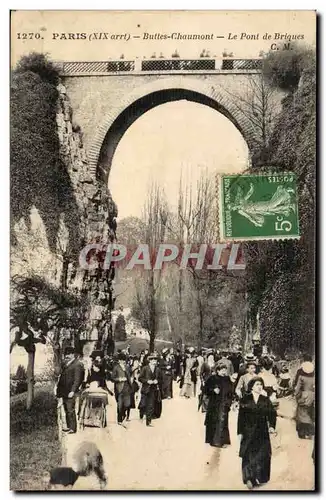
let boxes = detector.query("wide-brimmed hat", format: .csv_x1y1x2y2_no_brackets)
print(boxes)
162,348,169,355
244,353,256,362
90,350,104,359
148,354,158,360
301,361,314,374
64,346,75,356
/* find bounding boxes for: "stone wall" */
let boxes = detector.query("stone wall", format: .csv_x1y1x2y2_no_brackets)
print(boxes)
55,81,118,349
63,73,285,177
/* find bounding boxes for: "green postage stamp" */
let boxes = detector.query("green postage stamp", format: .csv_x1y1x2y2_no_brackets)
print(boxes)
219,173,300,241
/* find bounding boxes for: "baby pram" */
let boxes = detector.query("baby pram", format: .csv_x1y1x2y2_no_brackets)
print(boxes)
79,384,109,430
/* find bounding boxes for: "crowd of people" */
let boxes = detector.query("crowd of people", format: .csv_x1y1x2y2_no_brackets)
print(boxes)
55,345,315,490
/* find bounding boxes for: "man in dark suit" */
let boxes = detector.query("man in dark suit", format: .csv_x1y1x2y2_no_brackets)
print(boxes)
139,354,163,427
57,347,85,433
111,352,132,425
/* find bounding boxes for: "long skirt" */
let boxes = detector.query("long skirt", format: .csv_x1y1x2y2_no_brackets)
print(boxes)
153,398,162,419
205,404,231,447
296,404,314,438
241,444,271,485
162,374,173,399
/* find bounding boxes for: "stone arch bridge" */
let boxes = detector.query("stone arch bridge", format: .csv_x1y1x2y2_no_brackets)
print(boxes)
57,58,283,183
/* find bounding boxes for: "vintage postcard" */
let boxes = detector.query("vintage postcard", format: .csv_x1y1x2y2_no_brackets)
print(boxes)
10,10,316,491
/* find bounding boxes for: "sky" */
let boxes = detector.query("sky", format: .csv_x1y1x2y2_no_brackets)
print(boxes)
108,100,249,220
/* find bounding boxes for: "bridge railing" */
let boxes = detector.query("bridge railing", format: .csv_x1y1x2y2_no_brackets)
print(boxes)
56,58,263,75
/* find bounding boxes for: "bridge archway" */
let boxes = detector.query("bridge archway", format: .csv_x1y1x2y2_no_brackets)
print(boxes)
90,77,255,182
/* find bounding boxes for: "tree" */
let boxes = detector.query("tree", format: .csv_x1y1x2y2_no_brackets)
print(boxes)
164,173,247,349
114,314,127,341
11,52,81,256
10,275,89,408
245,45,316,355
262,43,315,92
224,72,280,160
228,325,242,351
132,184,168,352
116,216,144,245
130,174,248,351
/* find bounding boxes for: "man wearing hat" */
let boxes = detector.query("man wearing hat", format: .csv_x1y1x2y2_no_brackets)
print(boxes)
56,347,85,433
111,352,133,425
138,354,163,426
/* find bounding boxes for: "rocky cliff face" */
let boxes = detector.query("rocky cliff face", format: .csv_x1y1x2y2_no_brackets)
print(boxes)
11,80,117,357
56,81,117,351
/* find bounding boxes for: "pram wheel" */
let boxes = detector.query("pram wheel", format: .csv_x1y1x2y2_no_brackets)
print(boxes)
101,408,107,428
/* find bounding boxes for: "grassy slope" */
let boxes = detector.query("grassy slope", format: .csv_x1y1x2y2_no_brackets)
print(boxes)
10,384,61,491
115,337,173,354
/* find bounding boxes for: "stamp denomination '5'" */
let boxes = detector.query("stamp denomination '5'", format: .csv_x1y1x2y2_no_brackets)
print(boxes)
219,173,300,241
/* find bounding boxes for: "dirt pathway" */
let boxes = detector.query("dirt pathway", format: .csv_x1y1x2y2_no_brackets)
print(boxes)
66,383,314,491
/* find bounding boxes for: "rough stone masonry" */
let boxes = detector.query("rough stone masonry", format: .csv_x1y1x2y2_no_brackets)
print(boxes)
56,81,118,352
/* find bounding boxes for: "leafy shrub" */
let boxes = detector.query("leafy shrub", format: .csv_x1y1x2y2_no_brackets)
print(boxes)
14,52,59,85
115,314,127,341
10,379,28,396
13,364,27,380
246,46,316,356
263,43,315,92
11,52,81,255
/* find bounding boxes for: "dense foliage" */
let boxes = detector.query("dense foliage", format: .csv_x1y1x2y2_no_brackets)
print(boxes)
114,313,127,341
11,52,80,255
246,47,316,356
11,275,88,331
262,44,315,92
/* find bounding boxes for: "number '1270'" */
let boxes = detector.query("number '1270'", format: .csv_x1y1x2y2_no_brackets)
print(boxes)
17,33,43,40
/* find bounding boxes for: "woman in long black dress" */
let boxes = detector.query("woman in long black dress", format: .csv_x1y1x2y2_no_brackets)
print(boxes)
204,363,234,448
161,350,173,399
237,376,277,489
